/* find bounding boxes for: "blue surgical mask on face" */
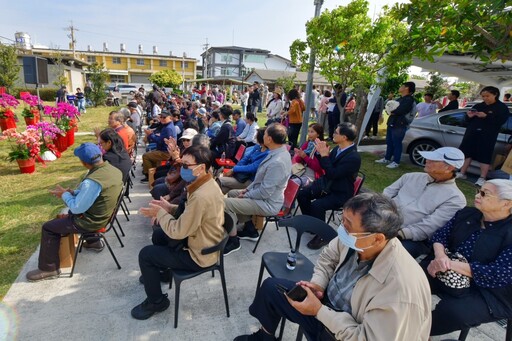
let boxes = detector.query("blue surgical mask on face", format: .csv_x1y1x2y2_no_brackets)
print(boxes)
180,166,197,183
337,223,374,252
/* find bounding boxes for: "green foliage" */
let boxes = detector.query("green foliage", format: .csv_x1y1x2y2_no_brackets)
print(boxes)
149,69,183,89
391,0,512,62
12,88,58,101
380,73,408,97
0,45,21,92
275,74,297,94
452,81,480,99
425,72,448,99
87,63,109,107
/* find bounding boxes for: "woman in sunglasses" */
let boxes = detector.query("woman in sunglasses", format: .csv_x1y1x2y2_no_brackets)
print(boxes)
422,179,512,337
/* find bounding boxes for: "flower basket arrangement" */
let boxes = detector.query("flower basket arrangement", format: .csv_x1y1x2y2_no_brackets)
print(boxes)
43,103,80,151
0,94,20,131
0,127,42,174
31,121,63,159
21,93,41,126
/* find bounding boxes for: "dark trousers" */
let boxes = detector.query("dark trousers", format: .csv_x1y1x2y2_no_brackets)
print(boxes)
400,240,431,259
38,216,94,272
250,278,327,339
384,125,407,163
365,111,380,136
297,189,345,222
288,123,302,149
327,111,340,139
150,180,170,200
420,259,496,336
139,228,202,303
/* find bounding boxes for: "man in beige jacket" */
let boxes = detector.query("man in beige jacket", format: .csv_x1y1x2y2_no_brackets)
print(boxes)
234,193,432,341
133,145,225,320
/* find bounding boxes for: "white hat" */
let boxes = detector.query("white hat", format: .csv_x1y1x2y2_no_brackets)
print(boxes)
198,107,207,116
419,147,465,169
180,128,198,140
212,101,221,107
385,100,400,114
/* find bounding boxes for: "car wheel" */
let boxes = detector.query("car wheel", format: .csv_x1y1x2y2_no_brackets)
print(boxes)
409,140,441,166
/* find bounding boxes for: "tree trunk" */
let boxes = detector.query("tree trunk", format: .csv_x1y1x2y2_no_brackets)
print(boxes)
354,89,368,146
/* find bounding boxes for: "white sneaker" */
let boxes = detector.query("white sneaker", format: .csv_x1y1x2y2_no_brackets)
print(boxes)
475,177,485,187
455,172,467,179
375,158,390,164
386,162,399,169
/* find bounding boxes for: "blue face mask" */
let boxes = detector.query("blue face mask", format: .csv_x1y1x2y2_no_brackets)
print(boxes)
337,223,374,252
180,166,198,183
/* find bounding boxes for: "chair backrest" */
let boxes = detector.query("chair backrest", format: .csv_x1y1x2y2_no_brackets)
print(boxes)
354,171,366,196
278,215,338,253
234,144,246,162
201,212,232,256
105,186,127,232
281,179,301,216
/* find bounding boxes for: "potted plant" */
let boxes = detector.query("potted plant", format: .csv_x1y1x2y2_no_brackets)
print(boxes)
0,94,19,131
43,103,80,151
32,121,63,160
0,127,42,174
20,93,41,126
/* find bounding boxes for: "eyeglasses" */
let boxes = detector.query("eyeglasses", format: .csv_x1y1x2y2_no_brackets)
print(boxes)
181,139,190,142
341,221,373,237
181,163,198,170
476,189,497,198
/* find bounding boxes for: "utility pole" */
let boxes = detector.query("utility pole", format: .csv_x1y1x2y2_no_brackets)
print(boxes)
202,38,209,78
65,21,78,57
299,0,324,145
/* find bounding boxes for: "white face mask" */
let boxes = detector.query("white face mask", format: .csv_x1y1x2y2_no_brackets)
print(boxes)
337,223,374,252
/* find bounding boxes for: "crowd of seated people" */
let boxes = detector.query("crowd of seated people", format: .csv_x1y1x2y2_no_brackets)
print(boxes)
23,84,512,340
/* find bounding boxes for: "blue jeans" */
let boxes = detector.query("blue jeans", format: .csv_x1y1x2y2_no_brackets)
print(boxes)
77,99,86,113
385,125,407,163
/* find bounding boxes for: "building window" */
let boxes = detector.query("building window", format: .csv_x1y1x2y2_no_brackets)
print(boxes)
136,58,145,66
159,60,167,67
87,56,96,63
180,61,189,69
220,67,232,76
243,54,266,63
112,57,121,64
110,75,125,83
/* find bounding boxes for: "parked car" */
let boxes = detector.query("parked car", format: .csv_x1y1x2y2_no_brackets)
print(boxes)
402,108,512,174
106,84,138,95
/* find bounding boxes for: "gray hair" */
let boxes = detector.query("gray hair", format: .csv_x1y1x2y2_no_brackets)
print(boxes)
192,134,210,148
109,111,125,123
486,179,512,201
119,107,131,119
343,192,403,239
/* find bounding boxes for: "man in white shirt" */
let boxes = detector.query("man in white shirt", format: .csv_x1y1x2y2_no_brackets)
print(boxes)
416,93,438,118
383,147,467,258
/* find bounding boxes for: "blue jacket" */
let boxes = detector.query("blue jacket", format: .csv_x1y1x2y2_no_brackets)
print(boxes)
233,145,269,180
235,118,246,137
149,122,176,151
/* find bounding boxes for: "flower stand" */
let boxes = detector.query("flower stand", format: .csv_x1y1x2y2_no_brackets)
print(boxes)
17,158,36,174
66,129,75,147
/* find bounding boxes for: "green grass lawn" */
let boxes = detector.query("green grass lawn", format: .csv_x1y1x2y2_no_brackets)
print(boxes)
0,104,476,300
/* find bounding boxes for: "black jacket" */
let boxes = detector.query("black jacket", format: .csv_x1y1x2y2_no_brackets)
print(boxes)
387,95,415,127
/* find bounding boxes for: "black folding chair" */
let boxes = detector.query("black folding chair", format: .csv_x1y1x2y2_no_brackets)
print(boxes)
167,212,233,328
456,319,512,341
327,171,366,224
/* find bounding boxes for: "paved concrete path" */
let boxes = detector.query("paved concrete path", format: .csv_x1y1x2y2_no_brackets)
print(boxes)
0,146,505,341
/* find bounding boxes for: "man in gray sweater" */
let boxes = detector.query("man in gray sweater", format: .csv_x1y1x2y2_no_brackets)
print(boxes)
383,147,466,258
223,123,292,255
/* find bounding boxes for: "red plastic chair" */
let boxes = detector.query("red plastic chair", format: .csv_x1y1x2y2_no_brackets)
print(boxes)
327,171,366,224
252,179,301,253
216,144,246,168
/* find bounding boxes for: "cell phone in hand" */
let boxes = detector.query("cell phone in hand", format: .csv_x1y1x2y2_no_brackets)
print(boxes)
276,284,308,302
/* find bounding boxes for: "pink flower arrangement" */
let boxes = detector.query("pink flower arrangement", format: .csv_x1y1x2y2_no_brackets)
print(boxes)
0,94,19,119
43,102,80,132
0,127,42,161
30,122,63,142
21,93,41,118
21,93,40,107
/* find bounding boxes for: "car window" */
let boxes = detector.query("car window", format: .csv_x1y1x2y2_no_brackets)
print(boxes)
500,115,512,135
439,112,468,128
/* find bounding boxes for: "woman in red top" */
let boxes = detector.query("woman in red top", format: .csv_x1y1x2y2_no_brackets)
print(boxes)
292,123,325,187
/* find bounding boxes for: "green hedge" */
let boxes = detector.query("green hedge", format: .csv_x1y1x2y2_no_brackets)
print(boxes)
11,88,59,102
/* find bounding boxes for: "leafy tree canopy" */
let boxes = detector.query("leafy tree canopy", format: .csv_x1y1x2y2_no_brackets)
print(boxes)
391,0,512,62
0,44,21,92
87,63,108,107
149,69,183,89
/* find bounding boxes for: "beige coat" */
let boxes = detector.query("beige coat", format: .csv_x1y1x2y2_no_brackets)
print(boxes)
156,174,225,267
312,238,432,341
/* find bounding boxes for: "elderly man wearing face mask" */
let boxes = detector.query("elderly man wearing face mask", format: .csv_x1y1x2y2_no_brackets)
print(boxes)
234,193,432,341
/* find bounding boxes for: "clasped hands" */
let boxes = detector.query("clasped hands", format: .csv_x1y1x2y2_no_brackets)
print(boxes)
139,197,173,225
427,254,452,277
49,184,73,199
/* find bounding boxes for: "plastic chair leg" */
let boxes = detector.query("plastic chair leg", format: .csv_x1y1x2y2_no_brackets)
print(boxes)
277,317,287,341
219,267,230,317
102,235,121,269
111,224,124,247
70,235,84,278
327,210,334,224
295,327,304,341
115,217,125,237
174,279,182,328
458,328,470,340
285,227,293,250
120,200,130,221
253,219,270,253
255,260,265,297
506,319,512,341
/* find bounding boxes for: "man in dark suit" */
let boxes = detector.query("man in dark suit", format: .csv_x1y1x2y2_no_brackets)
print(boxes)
297,122,361,249
438,90,460,112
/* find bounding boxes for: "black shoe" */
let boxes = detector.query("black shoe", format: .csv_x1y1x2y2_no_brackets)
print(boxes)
307,235,328,250
234,329,277,341
131,294,170,320
224,237,241,256
238,221,259,241
140,177,149,184
82,240,104,252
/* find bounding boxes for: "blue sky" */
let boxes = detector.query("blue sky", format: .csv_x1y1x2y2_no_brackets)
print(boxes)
0,0,408,62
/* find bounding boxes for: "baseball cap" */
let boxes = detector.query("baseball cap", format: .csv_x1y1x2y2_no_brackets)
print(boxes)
212,101,221,107
198,108,207,116
419,147,465,169
180,128,199,140
74,143,102,164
